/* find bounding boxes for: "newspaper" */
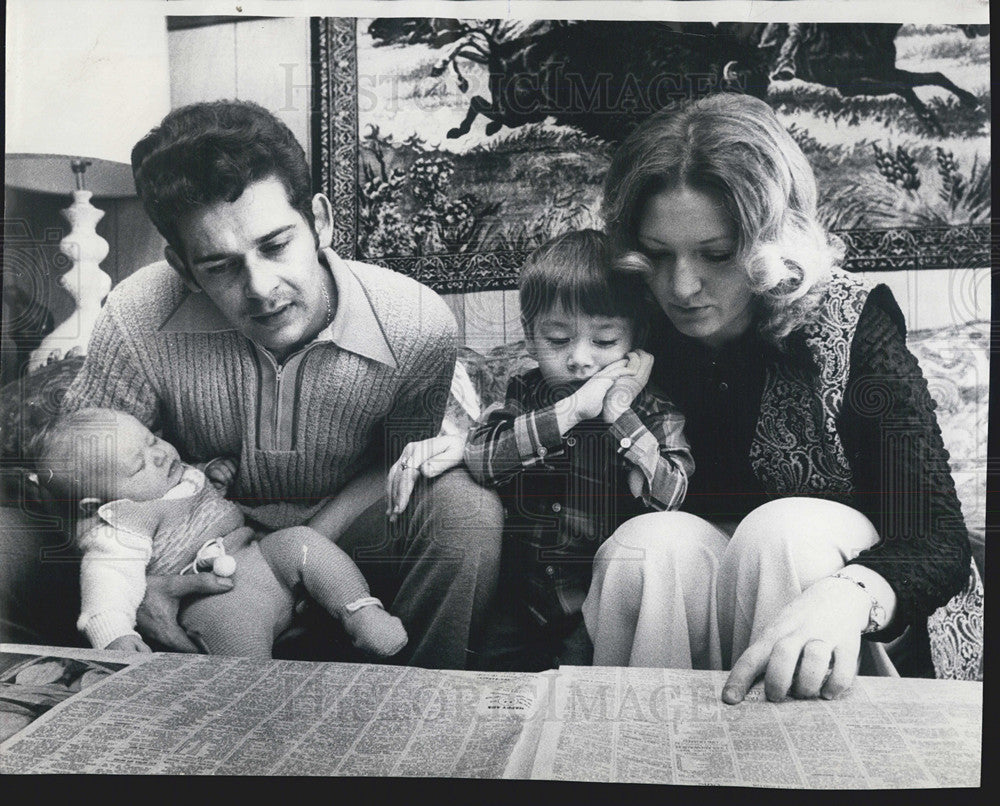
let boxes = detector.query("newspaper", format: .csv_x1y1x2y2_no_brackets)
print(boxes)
0,647,549,777
530,666,983,788
0,646,982,786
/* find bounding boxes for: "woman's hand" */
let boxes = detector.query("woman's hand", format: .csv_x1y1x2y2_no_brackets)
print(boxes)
387,434,467,521
722,575,874,704
136,573,234,653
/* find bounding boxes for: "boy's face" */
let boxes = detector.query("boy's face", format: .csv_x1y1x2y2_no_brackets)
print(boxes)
527,304,634,385
75,412,184,503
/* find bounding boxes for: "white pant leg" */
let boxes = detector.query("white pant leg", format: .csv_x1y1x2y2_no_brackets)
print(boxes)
717,498,880,668
583,512,731,669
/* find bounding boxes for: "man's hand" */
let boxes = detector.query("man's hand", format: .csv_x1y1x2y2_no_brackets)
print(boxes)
722,575,874,704
602,350,654,423
106,634,153,653
387,433,467,521
136,573,234,653
203,457,238,492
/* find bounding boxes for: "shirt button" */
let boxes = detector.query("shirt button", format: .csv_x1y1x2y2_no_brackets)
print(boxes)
545,565,556,577
619,437,632,450
551,502,562,513
719,382,729,392
537,446,547,457
566,437,577,447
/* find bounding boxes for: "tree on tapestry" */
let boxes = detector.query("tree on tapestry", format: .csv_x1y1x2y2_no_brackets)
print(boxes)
317,18,989,283
358,126,502,257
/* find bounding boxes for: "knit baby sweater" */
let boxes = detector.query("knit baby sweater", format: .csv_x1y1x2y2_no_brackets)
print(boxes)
77,465,249,649
64,250,458,530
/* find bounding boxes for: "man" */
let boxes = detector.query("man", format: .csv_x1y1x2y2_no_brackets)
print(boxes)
59,100,503,668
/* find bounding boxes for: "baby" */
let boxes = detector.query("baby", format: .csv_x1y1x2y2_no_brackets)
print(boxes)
32,407,407,659
464,229,694,664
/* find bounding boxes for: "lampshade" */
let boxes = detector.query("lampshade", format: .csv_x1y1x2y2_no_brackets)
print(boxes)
5,0,171,197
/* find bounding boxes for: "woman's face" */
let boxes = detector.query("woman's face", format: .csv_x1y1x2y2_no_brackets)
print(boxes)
636,186,754,348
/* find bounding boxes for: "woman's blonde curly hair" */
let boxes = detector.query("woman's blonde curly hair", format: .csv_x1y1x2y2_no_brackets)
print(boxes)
601,93,842,347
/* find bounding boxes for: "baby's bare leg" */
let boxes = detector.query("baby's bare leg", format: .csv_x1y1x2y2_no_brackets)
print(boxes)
179,542,294,658
259,526,407,658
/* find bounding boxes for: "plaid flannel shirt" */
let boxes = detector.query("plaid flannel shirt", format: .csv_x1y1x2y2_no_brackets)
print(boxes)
465,368,694,625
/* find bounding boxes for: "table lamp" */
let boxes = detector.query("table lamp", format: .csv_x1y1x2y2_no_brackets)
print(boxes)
5,0,171,373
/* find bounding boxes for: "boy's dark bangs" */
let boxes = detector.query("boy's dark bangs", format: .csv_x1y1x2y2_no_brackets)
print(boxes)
519,228,647,328
555,278,633,321
522,264,645,327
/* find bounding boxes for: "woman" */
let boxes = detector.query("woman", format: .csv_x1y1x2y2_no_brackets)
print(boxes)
387,93,971,699
583,92,970,702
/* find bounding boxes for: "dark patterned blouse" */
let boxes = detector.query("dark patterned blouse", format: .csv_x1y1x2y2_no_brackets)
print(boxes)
645,285,971,644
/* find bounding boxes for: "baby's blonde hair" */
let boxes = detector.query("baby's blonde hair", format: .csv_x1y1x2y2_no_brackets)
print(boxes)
30,408,120,502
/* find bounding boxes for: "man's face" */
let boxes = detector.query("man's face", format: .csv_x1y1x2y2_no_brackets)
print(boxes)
169,176,332,360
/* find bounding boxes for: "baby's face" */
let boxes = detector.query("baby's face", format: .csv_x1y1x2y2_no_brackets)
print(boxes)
82,412,183,502
528,304,634,386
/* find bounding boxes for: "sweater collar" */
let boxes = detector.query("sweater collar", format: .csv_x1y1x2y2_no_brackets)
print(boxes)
159,248,397,368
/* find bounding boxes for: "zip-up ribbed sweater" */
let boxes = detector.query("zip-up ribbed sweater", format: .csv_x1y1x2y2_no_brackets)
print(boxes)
64,250,458,530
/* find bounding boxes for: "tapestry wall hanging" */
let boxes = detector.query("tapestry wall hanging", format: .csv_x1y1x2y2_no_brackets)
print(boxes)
313,18,991,293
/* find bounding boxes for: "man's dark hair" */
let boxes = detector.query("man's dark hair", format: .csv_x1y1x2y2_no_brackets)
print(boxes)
131,100,314,256
519,229,650,338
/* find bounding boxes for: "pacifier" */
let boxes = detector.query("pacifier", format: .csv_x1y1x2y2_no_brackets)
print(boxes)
181,538,237,577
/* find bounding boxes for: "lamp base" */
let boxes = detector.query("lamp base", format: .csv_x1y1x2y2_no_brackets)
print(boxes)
27,190,112,373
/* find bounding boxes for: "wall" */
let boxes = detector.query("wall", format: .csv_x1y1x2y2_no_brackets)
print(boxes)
1,16,308,383
189,18,990,347
168,17,312,159
4,16,990,380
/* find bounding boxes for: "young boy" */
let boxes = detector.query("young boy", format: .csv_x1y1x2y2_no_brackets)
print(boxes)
464,229,694,669
31,408,407,658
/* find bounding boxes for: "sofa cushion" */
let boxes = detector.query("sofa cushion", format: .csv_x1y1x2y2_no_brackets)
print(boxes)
1,355,86,508
905,321,989,553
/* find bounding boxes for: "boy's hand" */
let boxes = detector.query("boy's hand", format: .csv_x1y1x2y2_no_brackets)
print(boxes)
204,458,238,491
106,634,152,653
558,358,631,428
602,350,654,423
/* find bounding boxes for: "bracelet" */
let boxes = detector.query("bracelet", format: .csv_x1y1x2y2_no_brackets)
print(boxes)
831,571,887,634
344,596,384,613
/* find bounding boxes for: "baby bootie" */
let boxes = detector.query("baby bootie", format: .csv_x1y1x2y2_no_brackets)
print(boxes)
341,597,408,657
